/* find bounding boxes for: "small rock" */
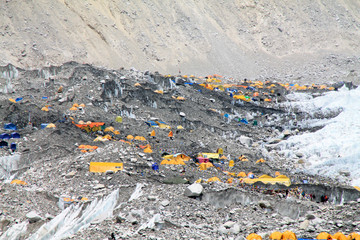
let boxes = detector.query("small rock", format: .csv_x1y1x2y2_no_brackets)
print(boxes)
306,213,316,220
161,200,170,207
93,184,105,190
179,112,186,117
283,130,291,137
230,223,241,234
130,158,137,163
26,211,42,223
295,152,304,158
339,170,351,177
223,221,235,229
258,200,272,209
184,183,203,197
147,196,157,201
299,220,310,230
116,214,126,223
45,213,55,220
65,171,76,178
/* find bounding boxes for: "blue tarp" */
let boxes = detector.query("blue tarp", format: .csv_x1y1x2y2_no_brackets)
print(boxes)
224,113,229,118
11,132,20,139
41,123,49,129
4,123,17,130
0,133,10,139
247,86,256,91
184,82,194,85
15,97,23,102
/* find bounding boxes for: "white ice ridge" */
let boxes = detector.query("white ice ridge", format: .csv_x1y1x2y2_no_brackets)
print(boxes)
28,188,119,240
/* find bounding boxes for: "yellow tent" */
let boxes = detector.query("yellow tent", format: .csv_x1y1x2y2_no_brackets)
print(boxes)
200,153,219,159
207,177,221,183
104,126,115,132
9,98,17,103
348,233,360,240
154,90,163,94
199,162,213,170
134,83,141,87
256,158,266,163
160,159,185,165
41,107,49,112
162,155,174,159
10,179,28,185
126,135,134,140
69,106,78,111
354,186,360,191
177,125,184,129
72,103,79,108
333,232,349,240
220,155,227,160
217,148,224,154
176,96,186,101
282,230,296,240
269,232,283,240
317,232,333,240
229,160,234,167
113,130,120,135
174,153,191,162
46,123,56,128
275,171,281,177
89,162,123,172
103,134,112,140
247,233,262,240
144,147,153,153
116,116,123,123
237,172,247,177
135,136,147,141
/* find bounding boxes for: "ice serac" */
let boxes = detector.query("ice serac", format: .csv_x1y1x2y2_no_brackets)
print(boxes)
28,189,119,240
129,183,145,201
279,86,360,186
0,221,28,240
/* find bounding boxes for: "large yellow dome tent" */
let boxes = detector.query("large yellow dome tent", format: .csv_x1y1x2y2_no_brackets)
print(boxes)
247,233,262,240
269,231,282,240
281,230,296,240
333,232,349,240
317,232,333,240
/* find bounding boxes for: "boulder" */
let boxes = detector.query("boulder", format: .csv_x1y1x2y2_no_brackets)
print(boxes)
26,211,42,223
239,135,253,147
258,200,272,209
184,183,203,197
223,221,236,229
161,200,170,207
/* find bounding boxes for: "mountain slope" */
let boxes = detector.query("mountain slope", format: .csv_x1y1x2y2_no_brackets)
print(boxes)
1,0,360,81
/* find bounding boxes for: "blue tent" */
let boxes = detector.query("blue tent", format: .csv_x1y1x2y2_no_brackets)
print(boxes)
152,163,159,171
0,141,8,148
15,97,23,102
0,133,10,139
11,132,20,139
41,123,49,129
240,118,249,124
10,142,16,151
145,121,158,127
4,123,17,130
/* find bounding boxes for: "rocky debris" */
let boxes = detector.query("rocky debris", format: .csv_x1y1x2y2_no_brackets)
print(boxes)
0,62,359,240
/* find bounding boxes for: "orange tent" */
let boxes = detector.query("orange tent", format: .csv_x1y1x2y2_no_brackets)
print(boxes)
237,172,246,177
144,147,153,153
275,171,281,177
269,232,283,240
126,135,134,140
282,230,296,240
11,179,28,185
317,232,333,240
256,158,266,163
229,160,234,167
247,233,262,240
150,130,156,137
226,178,234,184
168,131,173,138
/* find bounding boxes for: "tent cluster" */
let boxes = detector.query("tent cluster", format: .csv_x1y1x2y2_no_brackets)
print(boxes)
0,132,20,140
241,174,291,187
160,153,191,165
69,103,85,111
8,97,23,103
246,231,360,240
78,145,98,153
